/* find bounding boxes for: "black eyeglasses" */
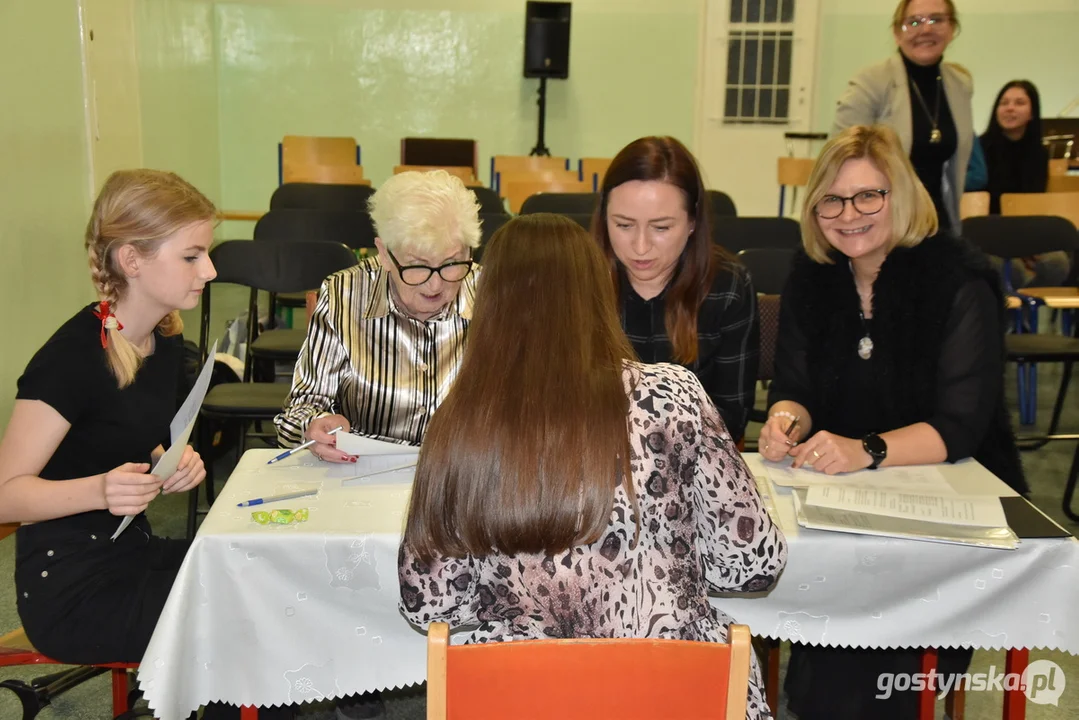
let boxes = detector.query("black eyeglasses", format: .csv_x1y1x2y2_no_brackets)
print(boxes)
813,189,890,219
386,249,473,286
900,14,951,32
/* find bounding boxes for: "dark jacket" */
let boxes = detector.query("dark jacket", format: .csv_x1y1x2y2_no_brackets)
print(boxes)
771,234,1026,493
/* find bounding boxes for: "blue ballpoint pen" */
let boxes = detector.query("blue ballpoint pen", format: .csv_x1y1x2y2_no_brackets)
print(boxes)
237,488,319,507
266,426,343,464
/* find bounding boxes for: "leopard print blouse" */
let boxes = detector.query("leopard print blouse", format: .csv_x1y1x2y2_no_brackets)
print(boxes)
399,362,787,719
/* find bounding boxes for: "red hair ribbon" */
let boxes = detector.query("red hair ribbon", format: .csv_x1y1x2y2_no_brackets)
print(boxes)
92,301,123,348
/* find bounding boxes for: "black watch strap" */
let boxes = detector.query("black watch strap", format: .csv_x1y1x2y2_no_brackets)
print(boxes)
862,433,887,470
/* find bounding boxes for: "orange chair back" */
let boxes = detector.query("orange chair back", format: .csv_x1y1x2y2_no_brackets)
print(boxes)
427,623,751,720
499,174,590,213
1001,191,1079,229
960,191,989,220
580,157,613,190
777,157,814,187
282,135,357,167
491,155,570,188
283,164,370,186
394,165,479,185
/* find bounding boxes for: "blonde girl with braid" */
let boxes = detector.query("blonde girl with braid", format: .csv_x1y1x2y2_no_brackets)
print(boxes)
0,169,217,665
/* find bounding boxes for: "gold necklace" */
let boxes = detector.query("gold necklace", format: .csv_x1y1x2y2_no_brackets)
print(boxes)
909,75,943,144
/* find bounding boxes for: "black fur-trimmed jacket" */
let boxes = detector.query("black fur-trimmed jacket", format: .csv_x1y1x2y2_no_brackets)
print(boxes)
768,234,1027,494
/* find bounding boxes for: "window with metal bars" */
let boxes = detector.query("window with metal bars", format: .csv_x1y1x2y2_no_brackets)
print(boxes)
723,0,795,124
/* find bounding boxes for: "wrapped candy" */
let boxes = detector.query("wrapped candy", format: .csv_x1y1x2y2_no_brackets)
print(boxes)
251,508,310,525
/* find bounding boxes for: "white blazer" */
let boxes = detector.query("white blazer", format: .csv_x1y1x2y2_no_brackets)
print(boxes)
832,54,974,234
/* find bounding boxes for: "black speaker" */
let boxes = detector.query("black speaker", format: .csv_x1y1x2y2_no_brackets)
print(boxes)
524,2,571,79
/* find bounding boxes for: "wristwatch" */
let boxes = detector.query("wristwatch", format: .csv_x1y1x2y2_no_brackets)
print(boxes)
862,433,887,470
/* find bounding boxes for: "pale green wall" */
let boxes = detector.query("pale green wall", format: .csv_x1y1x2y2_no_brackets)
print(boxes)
0,1,95,429
815,3,1079,136
135,0,221,204
212,0,700,214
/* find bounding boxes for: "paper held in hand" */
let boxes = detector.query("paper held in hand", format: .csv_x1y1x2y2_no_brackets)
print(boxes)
763,458,957,496
111,341,218,541
334,433,420,457
792,484,1017,550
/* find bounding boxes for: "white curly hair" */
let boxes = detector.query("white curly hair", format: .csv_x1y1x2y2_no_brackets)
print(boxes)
368,170,481,258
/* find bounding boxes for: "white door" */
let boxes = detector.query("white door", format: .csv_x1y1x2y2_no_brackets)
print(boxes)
693,0,822,218
80,0,144,193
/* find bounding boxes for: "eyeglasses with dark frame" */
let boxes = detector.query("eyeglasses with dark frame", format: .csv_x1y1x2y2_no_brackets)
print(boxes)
813,189,890,220
386,249,473,286
900,14,952,32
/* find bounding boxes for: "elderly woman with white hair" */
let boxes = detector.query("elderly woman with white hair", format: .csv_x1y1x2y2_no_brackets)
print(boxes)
275,170,481,460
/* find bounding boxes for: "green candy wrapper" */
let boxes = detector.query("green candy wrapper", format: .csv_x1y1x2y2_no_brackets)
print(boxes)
251,508,310,525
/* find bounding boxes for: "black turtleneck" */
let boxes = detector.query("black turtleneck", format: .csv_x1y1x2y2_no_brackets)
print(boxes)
902,52,957,223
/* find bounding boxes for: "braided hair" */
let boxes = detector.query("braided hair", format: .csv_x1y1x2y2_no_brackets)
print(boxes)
85,169,215,387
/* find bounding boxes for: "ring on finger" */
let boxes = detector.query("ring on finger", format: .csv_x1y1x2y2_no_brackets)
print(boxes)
812,450,821,459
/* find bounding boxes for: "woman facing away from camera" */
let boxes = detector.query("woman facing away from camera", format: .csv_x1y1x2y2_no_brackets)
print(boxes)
399,213,787,720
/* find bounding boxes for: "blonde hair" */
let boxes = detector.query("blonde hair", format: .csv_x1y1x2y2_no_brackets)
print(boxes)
367,170,481,257
892,0,960,33
86,169,216,387
801,125,938,264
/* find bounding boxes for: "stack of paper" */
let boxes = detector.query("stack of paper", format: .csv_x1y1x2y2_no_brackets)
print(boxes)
792,484,1018,550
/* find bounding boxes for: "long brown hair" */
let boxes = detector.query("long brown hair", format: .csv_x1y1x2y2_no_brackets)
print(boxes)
86,169,216,387
403,213,638,562
593,136,732,364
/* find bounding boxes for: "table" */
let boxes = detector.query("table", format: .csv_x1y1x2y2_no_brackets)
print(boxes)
1018,287,1079,309
712,456,1078,655
138,451,1079,719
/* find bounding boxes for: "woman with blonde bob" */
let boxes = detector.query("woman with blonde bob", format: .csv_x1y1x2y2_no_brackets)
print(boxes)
399,213,787,720
761,125,1025,718
0,169,214,665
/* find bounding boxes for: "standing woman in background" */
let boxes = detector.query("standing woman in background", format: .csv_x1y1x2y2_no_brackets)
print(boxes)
833,0,971,235
594,136,759,443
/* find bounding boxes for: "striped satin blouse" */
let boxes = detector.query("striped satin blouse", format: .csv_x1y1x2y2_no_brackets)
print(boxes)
274,256,478,448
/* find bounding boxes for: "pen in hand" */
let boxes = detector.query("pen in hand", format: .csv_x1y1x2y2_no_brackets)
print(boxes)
783,416,800,447
266,427,343,465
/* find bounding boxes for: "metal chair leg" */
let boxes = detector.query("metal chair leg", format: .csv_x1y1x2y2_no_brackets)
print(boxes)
1046,362,1074,437
1064,442,1079,523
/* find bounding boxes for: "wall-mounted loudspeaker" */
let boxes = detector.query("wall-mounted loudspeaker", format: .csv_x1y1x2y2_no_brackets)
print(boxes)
523,1,571,79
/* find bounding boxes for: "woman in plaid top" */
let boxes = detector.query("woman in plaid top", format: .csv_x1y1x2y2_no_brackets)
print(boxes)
594,136,759,442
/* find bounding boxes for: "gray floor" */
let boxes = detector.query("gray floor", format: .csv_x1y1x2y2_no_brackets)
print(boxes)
2,345,1077,718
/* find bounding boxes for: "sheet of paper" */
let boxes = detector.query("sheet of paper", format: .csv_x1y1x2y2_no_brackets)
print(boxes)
169,341,218,442
792,489,1018,550
763,459,956,496
335,433,420,457
112,341,218,540
806,485,1007,528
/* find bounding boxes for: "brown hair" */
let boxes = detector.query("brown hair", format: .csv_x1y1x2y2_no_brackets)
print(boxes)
593,136,733,364
403,213,638,562
801,125,938,264
86,169,216,387
892,0,960,32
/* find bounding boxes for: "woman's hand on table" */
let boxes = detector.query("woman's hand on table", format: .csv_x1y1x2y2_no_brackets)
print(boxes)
790,431,872,475
305,414,357,463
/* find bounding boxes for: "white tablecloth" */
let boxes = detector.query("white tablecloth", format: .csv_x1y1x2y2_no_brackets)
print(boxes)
711,455,1079,654
139,451,1079,719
